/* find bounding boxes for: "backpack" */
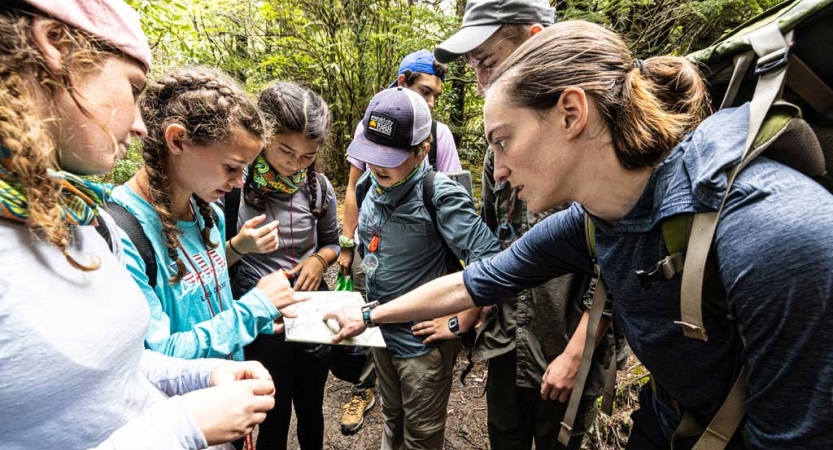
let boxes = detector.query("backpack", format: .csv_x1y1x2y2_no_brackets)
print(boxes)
428,120,438,169
560,1,833,447
355,169,464,274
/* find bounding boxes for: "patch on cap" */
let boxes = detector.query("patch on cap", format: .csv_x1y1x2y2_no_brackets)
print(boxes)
367,112,398,140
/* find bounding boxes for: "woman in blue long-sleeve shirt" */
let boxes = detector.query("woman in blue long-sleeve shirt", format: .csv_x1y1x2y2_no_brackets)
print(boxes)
327,21,833,449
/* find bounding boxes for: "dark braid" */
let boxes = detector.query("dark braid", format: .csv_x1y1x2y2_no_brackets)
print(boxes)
194,196,218,249
140,66,266,283
252,82,332,217
306,162,328,219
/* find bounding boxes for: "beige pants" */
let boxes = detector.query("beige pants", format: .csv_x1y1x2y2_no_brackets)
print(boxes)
372,339,461,450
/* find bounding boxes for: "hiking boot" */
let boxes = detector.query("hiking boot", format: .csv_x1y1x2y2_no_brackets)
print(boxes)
340,388,376,434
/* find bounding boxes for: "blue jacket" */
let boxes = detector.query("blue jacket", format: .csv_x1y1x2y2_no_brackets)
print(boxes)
464,105,833,448
112,185,279,361
358,162,501,357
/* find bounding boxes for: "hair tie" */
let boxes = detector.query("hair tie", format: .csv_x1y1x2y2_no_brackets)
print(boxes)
633,59,647,77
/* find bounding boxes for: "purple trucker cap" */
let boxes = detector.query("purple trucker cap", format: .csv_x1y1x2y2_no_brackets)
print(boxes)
347,87,432,169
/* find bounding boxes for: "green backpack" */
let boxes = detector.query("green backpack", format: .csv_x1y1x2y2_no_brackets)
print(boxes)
559,1,833,448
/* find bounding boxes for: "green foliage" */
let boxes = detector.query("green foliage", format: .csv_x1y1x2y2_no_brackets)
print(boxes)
116,0,787,187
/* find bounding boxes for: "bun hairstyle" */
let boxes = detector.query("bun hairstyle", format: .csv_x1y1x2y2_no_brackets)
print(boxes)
489,21,710,169
244,82,332,218
140,66,267,283
0,4,119,271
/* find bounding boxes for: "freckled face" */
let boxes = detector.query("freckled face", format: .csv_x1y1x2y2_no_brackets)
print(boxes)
483,80,579,213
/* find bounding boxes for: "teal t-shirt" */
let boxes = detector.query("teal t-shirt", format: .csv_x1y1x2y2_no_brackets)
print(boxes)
111,185,279,360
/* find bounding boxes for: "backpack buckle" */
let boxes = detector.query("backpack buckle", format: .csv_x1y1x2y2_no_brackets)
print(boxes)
634,253,685,290
754,45,791,76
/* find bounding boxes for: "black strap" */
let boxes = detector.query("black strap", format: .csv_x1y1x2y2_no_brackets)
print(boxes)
428,120,438,168
224,187,242,242
94,216,113,252
423,169,464,273
104,202,158,288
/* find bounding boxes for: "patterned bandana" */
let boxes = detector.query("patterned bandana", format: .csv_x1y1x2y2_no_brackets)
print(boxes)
0,148,111,226
370,163,420,195
251,154,307,194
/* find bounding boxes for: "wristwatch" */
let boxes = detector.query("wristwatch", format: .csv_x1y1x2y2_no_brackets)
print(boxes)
361,301,380,327
448,315,463,336
339,235,356,249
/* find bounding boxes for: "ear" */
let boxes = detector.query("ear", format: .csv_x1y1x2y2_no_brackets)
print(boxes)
556,87,588,141
396,74,407,87
415,141,430,162
164,124,188,156
528,23,545,37
31,17,66,74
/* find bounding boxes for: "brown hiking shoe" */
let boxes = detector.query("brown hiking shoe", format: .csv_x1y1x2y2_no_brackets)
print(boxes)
340,388,376,434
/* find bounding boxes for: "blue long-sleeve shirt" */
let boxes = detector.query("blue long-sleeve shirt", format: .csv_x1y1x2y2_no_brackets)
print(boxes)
112,185,279,360
463,105,833,448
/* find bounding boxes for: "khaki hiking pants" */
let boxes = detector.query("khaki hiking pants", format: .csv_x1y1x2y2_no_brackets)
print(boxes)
372,339,461,450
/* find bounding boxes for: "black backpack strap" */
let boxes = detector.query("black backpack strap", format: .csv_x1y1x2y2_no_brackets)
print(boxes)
428,120,438,168
105,202,158,289
224,187,241,242
316,172,329,211
94,216,113,252
423,169,463,272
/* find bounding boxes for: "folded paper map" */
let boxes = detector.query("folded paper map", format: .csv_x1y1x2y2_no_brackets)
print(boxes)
283,291,386,348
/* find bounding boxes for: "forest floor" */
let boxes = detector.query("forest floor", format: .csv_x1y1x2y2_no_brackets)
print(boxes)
279,187,643,449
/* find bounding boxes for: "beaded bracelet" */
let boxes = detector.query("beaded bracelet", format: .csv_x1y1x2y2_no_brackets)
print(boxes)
311,253,328,271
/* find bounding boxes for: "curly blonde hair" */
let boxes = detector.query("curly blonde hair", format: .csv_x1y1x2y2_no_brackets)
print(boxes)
140,66,267,284
0,4,121,270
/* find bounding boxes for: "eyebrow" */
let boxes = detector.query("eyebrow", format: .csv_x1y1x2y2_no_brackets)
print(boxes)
486,124,509,146
230,157,248,165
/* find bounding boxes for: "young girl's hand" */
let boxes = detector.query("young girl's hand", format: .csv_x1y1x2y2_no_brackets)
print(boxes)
231,214,280,255
286,257,325,291
256,270,309,311
337,250,353,275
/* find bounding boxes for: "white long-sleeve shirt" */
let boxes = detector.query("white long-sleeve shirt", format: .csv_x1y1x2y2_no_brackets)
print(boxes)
0,213,222,450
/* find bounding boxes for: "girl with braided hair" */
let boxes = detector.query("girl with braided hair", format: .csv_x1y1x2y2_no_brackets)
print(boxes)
111,66,305,363
0,1,284,448
230,81,340,450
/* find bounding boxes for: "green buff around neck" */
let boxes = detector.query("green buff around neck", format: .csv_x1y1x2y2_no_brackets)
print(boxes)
251,154,308,194
370,164,420,195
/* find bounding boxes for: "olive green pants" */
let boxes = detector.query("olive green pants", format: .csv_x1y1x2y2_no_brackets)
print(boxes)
372,339,461,450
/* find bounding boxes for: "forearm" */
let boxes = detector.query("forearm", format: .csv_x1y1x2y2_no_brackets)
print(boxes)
316,247,338,266
225,237,245,266
139,350,223,396
563,309,611,360
454,306,482,332
371,272,475,324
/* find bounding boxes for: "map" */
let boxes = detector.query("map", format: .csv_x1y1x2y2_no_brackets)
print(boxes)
283,291,387,348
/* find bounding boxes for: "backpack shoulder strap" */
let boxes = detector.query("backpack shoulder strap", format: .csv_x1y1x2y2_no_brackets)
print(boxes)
105,202,158,289
429,120,438,168
423,169,463,272
223,188,241,242
94,216,113,252
559,216,609,446
316,172,328,211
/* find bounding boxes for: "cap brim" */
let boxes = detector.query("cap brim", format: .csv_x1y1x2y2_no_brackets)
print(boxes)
347,132,412,169
434,24,502,64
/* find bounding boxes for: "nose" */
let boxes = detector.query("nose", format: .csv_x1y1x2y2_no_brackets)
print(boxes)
492,152,510,184
131,104,148,139
425,95,436,110
230,171,245,189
